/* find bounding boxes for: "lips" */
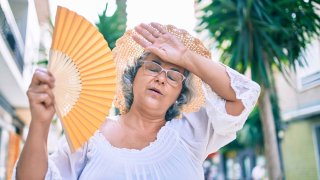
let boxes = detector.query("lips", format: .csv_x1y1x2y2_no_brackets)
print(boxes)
148,87,163,95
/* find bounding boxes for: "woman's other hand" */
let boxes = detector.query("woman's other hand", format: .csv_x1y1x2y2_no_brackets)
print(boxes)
26,68,55,126
16,68,55,180
133,22,188,68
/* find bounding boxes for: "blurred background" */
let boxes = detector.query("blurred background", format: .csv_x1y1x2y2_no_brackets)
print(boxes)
0,0,319,179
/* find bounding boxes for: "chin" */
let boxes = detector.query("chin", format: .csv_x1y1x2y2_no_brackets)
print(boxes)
143,99,167,112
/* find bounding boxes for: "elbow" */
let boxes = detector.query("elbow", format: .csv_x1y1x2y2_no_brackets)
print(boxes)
225,99,245,116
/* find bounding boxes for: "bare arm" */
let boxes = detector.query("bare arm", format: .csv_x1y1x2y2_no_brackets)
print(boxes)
182,50,245,116
16,69,55,180
16,121,50,180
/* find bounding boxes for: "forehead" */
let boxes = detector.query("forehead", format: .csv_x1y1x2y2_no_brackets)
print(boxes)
143,53,184,72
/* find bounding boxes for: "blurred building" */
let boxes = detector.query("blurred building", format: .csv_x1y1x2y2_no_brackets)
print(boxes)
276,37,320,179
0,0,60,179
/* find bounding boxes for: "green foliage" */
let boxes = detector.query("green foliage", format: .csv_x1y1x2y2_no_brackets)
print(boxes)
35,59,48,67
238,106,263,147
197,0,320,154
220,92,281,152
220,106,264,153
196,0,320,88
96,1,127,49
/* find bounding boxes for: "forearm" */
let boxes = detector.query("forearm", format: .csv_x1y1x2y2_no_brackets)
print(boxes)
16,121,50,180
183,50,237,102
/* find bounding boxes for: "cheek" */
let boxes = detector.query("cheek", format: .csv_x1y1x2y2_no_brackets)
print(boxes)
133,69,144,86
167,86,182,103
132,70,149,94
132,79,142,96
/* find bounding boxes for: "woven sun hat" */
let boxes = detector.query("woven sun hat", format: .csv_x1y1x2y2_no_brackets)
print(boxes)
112,23,212,116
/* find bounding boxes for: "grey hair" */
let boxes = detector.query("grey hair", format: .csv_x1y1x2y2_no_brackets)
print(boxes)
121,52,195,121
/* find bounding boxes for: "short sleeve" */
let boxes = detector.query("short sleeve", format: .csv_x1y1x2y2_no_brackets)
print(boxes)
12,136,91,180
169,65,261,162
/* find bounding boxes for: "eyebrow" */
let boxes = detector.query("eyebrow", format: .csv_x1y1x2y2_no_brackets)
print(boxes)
170,67,181,72
151,59,162,65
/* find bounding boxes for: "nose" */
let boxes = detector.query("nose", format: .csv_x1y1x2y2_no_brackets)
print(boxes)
155,71,166,84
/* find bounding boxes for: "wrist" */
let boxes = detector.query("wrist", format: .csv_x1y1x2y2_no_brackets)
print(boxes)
181,49,198,72
180,49,193,69
29,120,51,137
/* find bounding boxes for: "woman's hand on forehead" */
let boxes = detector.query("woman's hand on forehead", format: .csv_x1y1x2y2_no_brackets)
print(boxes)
132,22,189,68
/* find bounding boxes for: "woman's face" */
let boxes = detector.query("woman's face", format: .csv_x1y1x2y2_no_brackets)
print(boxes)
132,53,184,114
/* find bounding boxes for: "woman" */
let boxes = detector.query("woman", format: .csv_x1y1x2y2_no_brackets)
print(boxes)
15,22,260,179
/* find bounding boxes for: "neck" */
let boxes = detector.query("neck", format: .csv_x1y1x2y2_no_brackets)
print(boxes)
122,104,166,133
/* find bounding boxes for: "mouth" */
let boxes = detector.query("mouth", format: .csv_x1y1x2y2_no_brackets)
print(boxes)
148,87,163,95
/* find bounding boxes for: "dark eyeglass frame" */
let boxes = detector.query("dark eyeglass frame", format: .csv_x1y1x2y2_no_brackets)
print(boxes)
141,61,186,86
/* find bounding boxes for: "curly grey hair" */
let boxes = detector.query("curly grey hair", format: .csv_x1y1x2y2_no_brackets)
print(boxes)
121,52,195,121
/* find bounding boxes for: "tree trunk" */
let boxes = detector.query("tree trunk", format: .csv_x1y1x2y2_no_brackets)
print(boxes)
258,88,282,180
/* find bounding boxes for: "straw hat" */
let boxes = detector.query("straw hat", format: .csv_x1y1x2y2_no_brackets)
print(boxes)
112,24,211,116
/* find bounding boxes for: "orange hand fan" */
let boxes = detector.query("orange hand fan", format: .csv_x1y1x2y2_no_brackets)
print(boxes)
48,6,116,152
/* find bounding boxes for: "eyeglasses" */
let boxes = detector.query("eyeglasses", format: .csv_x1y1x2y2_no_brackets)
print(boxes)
141,61,186,86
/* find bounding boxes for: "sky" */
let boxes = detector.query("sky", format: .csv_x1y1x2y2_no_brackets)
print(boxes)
51,0,197,35
49,0,221,61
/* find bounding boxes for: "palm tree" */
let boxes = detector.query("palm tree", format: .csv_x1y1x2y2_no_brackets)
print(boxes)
96,0,127,49
196,0,320,179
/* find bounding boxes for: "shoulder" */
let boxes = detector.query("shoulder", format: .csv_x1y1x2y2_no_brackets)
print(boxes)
99,115,120,133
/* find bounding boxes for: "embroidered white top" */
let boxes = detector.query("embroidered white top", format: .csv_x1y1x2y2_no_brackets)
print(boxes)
14,66,260,180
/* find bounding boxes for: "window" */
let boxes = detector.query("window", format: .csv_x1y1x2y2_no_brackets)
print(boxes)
297,38,320,91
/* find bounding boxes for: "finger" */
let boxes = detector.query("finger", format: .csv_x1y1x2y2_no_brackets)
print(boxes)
132,34,152,48
31,69,55,88
42,94,54,107
31,69,54,87
36,67,48,73
141,23,162,38
36,67,55,78
27,84,55,106
40,93,54,107
150,22,167,34
134,25,156,43
32,84,55,100
146,45,166,60
29,92,54,107
32,84,50,93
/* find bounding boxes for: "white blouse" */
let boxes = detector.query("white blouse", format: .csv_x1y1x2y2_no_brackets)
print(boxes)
14,66,260,180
